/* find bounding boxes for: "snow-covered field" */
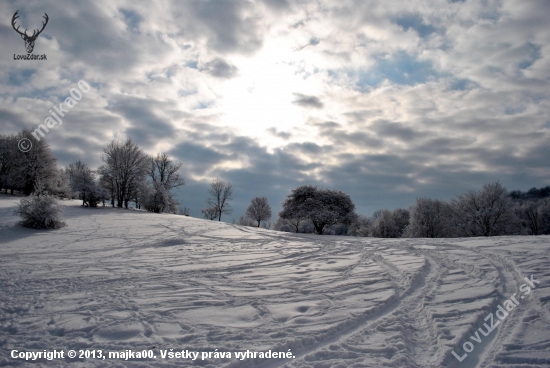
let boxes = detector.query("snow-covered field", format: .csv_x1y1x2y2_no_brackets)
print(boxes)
1,195,549,367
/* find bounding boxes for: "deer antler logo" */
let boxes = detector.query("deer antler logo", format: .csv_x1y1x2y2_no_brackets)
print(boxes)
11,10,49,54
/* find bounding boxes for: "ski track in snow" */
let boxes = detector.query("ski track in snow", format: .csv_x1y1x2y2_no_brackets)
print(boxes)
1,196,549,367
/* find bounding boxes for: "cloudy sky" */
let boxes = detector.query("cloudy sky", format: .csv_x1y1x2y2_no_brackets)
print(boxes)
2,0,549,221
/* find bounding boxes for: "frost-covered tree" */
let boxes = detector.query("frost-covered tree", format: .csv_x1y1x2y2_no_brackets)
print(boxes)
147,152,185,191
370,208,410,238
50,167,71,198
450,181,520,237
66,161,107,207
348,215,374,237
100,138,148,209
143,183,172,213
201,206,219,220
404,198,454,238
246,196,272,227
98,165,116,207
145,152,185,212
0,134,18,194
67,161,94,205
516,199,550,235
280,185,356,234
4,130,58,195
207,178,233,221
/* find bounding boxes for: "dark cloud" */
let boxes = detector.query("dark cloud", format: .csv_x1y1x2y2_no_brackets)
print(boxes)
292,93,323,108
370,119,423,142
266,127,291,140
261,0,290,12
177,0,264,55
448,78,480,91
201,58,239,79
107,96,177,147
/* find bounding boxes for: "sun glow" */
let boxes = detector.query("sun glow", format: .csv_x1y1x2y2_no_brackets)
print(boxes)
218,40,322,147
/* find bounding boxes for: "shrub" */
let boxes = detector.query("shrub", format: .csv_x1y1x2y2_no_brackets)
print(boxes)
15,195,65,229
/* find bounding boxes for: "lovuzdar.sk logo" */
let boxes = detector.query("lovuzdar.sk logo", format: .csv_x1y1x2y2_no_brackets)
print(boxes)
12,10,48,60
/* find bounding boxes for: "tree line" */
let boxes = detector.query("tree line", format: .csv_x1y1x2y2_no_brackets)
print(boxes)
271,181,550,237
2,129,548,236
1,130,184,214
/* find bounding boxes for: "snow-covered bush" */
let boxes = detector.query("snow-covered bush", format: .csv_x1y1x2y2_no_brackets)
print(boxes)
15,195,65,229
235,215,256,227
201,206,219,220
273,217,294,232
84,184,108,207
143,184,170,213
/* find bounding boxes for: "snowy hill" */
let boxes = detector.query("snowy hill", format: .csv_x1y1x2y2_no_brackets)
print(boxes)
1,195,549,367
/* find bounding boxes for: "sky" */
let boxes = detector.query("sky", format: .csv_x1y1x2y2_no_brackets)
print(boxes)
1,0,549,222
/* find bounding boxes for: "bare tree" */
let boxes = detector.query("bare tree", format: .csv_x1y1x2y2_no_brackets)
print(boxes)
147,152,185,191
450,181,520,237
100,138,148,209
370,208,410,238
516,198,550,235
246,196,272,227
404,198,454,238
67,161,94,205
207,178,233,221
143,152,185,213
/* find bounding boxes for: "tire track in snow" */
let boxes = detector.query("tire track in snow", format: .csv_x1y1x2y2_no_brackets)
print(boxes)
243,243,435,368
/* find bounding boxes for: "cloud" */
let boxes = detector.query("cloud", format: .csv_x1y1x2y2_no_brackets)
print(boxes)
1,0,549,221
200,57,239,79
292,93,324,108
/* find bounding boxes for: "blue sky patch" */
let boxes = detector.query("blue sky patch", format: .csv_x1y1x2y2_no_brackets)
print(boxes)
355,51,439,89
8,69,35,86
394,14,436,38
119,9,142,31
518,43,541,70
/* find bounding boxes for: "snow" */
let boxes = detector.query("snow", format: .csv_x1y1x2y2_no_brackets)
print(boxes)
1,195,550,367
